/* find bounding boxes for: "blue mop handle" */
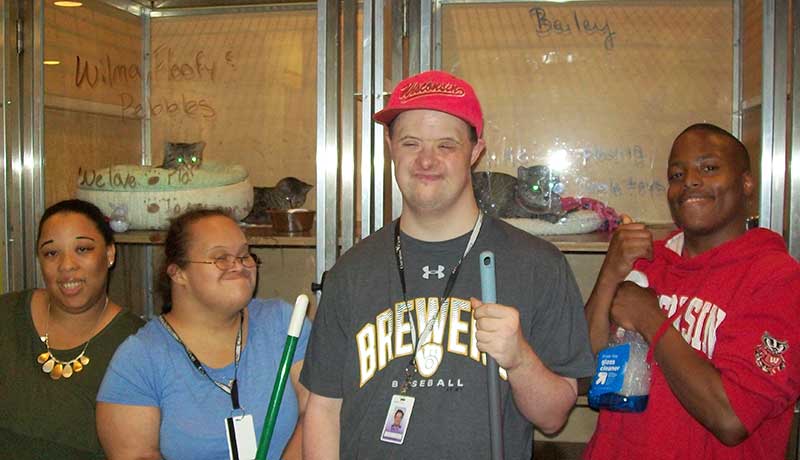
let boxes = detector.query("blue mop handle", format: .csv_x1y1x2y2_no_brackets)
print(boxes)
479,251,504,460
256,294,309,460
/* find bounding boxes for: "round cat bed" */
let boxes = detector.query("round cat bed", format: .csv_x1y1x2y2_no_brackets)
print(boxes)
502,210,603,235
76,162,253,230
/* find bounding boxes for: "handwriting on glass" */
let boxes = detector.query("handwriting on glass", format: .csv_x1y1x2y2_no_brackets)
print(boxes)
485,145,649,169
529,7,616,51
118,93,216,120
74,46,220,89
73,45,231,120
78,166,197,189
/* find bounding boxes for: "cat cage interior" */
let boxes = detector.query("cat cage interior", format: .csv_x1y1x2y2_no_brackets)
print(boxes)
338,0,794,259
412,1,760,226
426,1,792,242
5,0,799,308
32,0,321,316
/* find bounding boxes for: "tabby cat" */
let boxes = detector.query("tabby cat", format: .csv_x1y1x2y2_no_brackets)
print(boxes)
243,177,314,225
161,141,206,170
472,165,566,223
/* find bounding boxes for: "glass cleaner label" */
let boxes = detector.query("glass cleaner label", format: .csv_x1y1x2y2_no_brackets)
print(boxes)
590,342,630,396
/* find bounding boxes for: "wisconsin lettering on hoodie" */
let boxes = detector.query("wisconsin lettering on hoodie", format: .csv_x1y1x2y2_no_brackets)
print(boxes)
585,228,800,460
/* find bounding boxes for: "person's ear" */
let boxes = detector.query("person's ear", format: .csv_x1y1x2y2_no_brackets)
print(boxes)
470,138,486,167
167,263,188,286
742,171,755,198
106,243,116,268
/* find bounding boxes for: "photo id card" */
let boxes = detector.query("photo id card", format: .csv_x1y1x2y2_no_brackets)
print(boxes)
380,394,415,445
225,413,257,460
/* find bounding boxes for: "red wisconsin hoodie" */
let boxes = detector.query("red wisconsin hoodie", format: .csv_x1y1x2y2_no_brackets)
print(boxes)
585,228,800,460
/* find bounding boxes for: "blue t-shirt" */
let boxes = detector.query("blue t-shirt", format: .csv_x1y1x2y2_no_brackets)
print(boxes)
97,298,310,460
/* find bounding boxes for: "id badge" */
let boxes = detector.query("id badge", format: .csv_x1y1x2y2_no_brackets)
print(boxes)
225,413,257,460
380,394,415,445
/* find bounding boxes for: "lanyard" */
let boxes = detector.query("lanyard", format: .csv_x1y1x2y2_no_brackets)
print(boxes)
159,311,244,410
393,212,483,392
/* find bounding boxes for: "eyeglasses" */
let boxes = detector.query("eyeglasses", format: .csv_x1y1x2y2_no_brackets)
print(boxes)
183,253,261,271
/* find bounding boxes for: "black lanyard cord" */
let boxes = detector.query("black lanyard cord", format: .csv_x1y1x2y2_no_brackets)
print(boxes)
159,311,244,410
393,213,483,392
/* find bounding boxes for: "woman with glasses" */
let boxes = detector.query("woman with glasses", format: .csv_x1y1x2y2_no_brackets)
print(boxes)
96,208,310,460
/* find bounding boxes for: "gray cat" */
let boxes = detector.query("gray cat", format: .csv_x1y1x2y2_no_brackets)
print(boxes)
243,177,314,225
161,141,206,170
472,165,566,223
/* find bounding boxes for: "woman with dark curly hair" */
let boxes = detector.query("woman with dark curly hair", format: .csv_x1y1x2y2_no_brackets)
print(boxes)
0,199,144,459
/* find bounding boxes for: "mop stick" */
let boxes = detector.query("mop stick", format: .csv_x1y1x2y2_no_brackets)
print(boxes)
255,294,309,460
479,251,504,460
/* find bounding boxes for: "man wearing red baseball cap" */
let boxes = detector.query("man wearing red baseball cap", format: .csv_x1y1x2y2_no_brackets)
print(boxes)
301,70,594,459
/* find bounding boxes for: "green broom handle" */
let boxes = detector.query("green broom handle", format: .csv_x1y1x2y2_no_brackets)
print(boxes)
255,294,309,460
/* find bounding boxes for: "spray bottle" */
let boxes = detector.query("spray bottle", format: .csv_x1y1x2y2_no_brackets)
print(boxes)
588,269,652,412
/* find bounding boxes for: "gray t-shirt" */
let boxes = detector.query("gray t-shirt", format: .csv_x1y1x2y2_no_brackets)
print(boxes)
301,215,594,459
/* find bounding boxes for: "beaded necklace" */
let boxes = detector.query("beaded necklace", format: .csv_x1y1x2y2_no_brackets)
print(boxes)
36,296,109,380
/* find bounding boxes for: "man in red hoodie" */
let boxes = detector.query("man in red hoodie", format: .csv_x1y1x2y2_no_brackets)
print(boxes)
584,123,800,459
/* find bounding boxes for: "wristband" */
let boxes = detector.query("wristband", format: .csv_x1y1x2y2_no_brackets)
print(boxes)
646,318,673,363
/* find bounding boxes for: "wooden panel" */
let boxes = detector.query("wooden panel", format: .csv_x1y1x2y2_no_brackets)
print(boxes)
742,0,763,105
442,1,734,224
112,223,675,252
253,247,317,318
148,11,318,209
114,226,316,247
742,103,762,216
108,244,149,318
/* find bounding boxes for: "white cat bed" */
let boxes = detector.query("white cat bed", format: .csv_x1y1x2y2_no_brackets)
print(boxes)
502,210,603,235
76,162,253,230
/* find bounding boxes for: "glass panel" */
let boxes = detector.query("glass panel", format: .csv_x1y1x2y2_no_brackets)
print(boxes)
41,1,319,314
149,10,317,210
43,0,143,205
147,7,318,314
42,2,318,209
441,1,735,224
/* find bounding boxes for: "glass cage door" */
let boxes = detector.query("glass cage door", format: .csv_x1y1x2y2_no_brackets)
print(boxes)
6,0,800,300
33,0,320,316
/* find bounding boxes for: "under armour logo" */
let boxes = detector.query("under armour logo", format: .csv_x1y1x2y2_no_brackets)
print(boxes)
422,265,445,280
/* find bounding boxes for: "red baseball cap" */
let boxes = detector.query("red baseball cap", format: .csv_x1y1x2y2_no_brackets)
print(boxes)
373,70,484,138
